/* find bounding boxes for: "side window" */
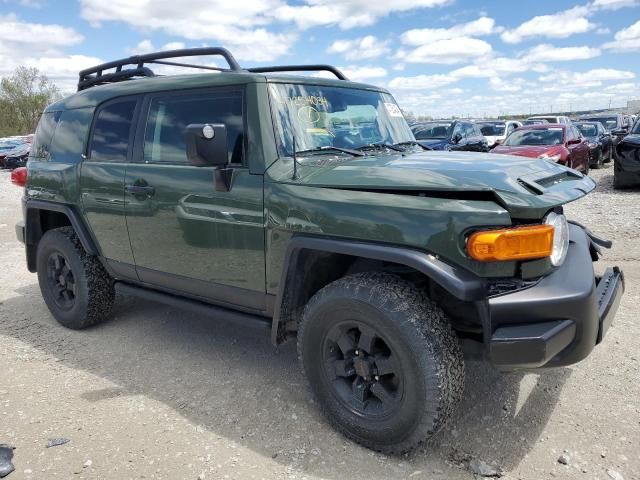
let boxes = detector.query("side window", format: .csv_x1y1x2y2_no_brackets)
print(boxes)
89,100,137,162
565,127,574,141
573,126,582,139
451,122,464,139
32,111,61,159
144,90,244,165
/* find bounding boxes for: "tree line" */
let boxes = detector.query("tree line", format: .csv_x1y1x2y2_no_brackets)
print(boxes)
0,67,61,137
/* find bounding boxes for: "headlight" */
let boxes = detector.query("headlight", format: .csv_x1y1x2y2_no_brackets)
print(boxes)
545,212,569,266
538,153,561,162
587,142,597,148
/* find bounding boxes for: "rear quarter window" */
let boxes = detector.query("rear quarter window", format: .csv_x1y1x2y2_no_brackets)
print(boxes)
31,111,61,159
49,108,93,162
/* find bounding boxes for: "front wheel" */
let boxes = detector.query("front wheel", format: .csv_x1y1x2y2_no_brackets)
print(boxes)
297,272,464,454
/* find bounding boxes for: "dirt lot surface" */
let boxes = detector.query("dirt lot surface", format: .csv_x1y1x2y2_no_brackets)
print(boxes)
1,165,639,480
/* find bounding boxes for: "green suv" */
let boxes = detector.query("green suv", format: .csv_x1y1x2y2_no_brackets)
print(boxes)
14,48,624,453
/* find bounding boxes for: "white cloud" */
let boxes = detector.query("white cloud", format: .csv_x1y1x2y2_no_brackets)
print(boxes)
271,0,452,30
501,6,595,43
0,14,91,92
539,68,635,88
340,65,388,82
591,0,640,9
0,13,83,56
399,36,493,64
327,36,390,61
489,77,527,92
524,44,601,62
604,20,640,51
400,17,501,45
80,0,295,62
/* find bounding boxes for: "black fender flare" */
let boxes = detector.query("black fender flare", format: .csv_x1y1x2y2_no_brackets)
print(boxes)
24,199,99,271
271,235,487,344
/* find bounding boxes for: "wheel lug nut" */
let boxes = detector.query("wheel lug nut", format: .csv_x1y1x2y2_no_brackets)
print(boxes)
374,375,379,381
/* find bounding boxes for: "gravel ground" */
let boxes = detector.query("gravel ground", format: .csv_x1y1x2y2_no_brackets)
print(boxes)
1,165,639,480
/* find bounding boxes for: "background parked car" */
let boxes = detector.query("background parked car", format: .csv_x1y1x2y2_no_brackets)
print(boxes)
411,120,488,152
491,124,590,173
0,138,23,168
2,143,30,169
521,119,549,126
613,119,640,189
477,120,522,148
573,121,613,168
526,115,572,124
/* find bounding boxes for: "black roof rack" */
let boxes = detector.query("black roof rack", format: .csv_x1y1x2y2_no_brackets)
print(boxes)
247,65,348,80
78,47,348,91
77,47,243,91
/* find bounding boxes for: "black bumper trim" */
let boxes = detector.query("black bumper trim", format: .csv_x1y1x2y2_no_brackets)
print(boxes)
596,267,625,343
490,320,576,369
488,224,623,370
15,221,25,244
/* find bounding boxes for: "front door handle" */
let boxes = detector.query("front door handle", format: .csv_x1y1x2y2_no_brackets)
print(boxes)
126,183,155,197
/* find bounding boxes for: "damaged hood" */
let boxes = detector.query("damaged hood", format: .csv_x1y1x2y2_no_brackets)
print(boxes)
283,150,596,218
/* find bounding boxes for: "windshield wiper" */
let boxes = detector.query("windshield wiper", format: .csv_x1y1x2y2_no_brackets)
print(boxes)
393,140,431,151
356,142,404,152
296,146,364,157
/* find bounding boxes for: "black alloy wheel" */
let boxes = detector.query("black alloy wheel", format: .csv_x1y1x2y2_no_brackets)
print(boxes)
322,321,403,418
45,252,76,310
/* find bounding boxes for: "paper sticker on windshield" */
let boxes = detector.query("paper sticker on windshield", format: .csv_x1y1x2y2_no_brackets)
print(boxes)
384,102,403,118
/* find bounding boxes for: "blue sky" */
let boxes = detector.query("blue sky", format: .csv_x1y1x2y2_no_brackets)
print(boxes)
1,0,639,117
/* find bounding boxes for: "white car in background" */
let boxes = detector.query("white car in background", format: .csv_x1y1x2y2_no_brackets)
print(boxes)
477,120,522,148
526,115,572,124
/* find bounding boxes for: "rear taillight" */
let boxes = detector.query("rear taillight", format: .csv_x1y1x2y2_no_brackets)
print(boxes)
11,167,27,187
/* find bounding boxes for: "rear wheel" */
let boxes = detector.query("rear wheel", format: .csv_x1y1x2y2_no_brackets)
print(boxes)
298,272,464,454
591,148,604,169
36,227,114,329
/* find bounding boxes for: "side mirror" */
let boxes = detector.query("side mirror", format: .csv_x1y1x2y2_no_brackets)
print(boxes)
567,138,582,145
611,128,627,136
494,138,503,145
452,132,463,144
184,123,228,167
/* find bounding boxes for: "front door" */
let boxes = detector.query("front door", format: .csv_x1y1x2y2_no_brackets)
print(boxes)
124,88,266,312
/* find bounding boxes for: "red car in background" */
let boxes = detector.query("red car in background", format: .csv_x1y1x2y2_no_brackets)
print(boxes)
491,124,591,173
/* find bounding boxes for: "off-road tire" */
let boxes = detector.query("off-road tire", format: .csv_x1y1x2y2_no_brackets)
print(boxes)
36,227,114,329
297,272,464,454
591,149,604,169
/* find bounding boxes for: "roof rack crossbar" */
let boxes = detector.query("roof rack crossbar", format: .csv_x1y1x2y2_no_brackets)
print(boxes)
77,47,242,91
247,64,348,80
79,67,155,91
147,60,228,72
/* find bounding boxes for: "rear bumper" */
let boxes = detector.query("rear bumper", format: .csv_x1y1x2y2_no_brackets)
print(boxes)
488,224,624,370
15,220,25,244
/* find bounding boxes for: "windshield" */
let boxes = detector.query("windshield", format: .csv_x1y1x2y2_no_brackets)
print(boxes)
478,122,506,136
268,83,413,155
412,123,452,140
575,124,597,137
582,116,617,130
503,128,564,146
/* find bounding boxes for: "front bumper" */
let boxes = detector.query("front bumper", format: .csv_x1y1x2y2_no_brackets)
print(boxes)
488,224,624,370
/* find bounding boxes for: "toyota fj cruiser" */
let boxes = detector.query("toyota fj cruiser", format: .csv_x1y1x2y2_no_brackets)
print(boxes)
14,48,625,453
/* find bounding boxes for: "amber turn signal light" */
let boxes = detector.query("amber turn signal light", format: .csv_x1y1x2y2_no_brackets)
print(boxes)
467,224,554,262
